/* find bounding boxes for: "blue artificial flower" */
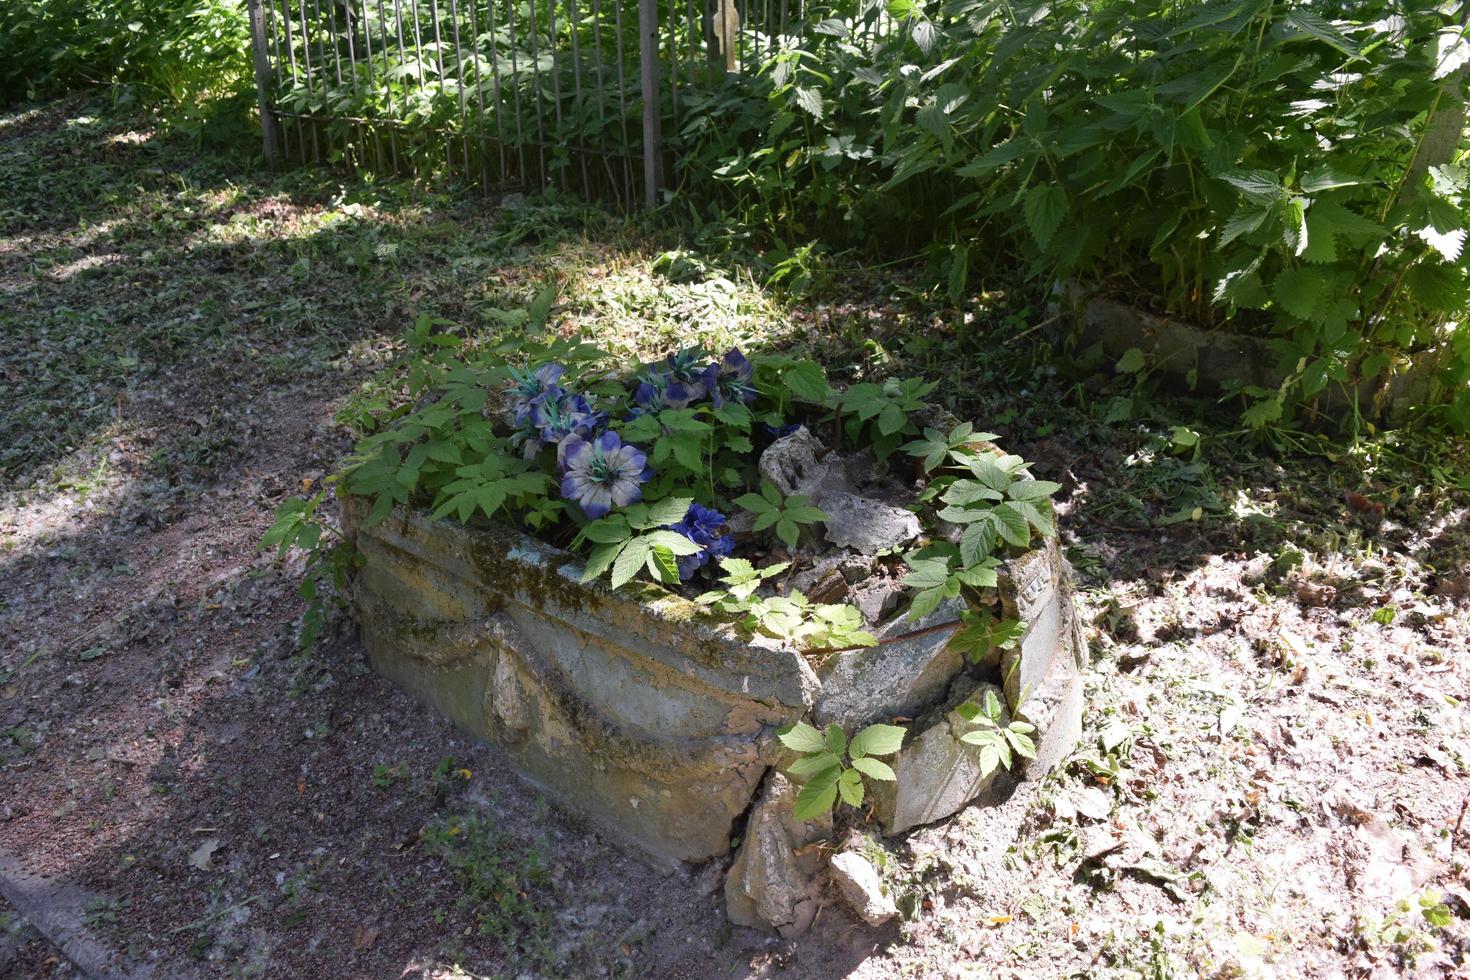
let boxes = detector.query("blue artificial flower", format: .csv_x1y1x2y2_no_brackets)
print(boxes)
630,375,693,415
532,389,607,455
664,502,734,580
660,347,715,402
507,362,567,425
560,431,652,518
633,347,713,411
708,348,757,408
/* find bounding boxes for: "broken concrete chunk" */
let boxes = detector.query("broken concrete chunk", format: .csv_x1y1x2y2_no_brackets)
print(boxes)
758,427,831,499
849,576,903,625
828,851,898,925
813,596,966,730
724,773,831,938
818,491,922,553
999,539,1086,778
871,681,1018,835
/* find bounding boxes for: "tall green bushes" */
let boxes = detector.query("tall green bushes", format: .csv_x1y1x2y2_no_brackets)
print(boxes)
677,0,1470,430
1,0,252,140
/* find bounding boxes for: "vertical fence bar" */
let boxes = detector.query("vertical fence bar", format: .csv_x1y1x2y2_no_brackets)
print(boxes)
322,0,349,166
543,0,558,191
638,0,660,207
447,0,472,179
297,0,321,160
526,0,549,185
568,0,591,197
265,0,292,160
248,0,279,166
506,0,529,182
374,0,402,172
464,0,491,187
483,0,510,183
614,0,633,204
666,0,678,125
276,0,304,160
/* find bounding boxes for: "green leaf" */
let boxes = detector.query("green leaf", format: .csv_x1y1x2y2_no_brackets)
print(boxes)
850,756,897,781
1271,267,1329,322
784,361,830,403
837,767,864,807
610,538,650,589
849,723,907,758
642,496,694,528
792,767,841,821
1008,479,1061,501
1009,497,1055,537
641,530,703,556
1219,203,1270,247
824,724,848,757
1023,184,1069,251
775,517,799,550
992,503,1031,548
961,516,999,567
955,561,999,589
786,752,842,777
580,540,626,582
794,86,824,120
1300,166,1370,193
1283,9,1361,60
733,491,775,514
783,506,829,524
778,722,828,754
877,402,907,436
942,481,1003,506
901,558,952,590
647,546,681,584
1221,170,1282,203
581,517,632,544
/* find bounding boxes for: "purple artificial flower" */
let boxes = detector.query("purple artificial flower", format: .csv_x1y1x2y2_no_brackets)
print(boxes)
630,376,693,415
532,389,607,455
560,431,652,518
661,347,715,402
507,362,568,425
633,347,712,412
664,502,734,580
708,348,757,408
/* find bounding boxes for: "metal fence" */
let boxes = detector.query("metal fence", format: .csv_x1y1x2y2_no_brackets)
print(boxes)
245,0,808,207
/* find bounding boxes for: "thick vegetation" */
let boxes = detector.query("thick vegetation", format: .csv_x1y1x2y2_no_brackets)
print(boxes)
680,0,1470,431
0,0,252,141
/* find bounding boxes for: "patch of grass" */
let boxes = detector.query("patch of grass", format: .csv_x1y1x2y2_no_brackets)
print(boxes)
421,812,554,963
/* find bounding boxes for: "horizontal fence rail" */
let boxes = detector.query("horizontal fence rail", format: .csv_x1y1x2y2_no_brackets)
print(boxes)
247,0,898,204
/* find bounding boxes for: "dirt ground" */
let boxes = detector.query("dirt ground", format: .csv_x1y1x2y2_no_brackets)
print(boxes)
3,98,1470,979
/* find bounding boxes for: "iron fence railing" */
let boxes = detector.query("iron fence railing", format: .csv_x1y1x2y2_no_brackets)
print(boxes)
246,0,820,206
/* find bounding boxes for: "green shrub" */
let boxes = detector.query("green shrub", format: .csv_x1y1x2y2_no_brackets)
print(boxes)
676,0,1470,431
1,0,252,142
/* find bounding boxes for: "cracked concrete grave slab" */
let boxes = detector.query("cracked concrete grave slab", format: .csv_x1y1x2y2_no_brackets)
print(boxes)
343,473,1086,933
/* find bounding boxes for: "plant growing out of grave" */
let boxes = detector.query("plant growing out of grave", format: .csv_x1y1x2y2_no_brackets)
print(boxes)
263,317,1062,657
778,721,908,820
954,689,1037,779
697,558,877,649
732,480,829,551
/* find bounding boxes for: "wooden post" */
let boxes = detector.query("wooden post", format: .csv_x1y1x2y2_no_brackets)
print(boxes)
247,0,279,167
638,0,662,207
